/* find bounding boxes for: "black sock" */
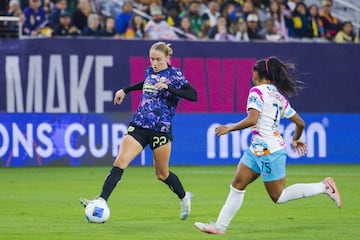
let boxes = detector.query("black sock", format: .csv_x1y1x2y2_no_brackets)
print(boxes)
99,166,124,201
162,171,186,199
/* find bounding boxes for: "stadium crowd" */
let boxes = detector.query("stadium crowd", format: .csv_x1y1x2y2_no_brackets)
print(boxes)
0,0,358,43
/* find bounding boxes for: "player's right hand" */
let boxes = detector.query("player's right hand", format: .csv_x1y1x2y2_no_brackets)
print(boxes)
114,89,126,105
215,125,230,137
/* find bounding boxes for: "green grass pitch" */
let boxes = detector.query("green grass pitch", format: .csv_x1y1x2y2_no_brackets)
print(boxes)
0,164,359,240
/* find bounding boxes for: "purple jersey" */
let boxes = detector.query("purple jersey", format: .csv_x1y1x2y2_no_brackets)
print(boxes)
131,66,189,132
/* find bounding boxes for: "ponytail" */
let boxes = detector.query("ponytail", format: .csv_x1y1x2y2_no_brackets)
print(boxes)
253,56,303,97
150,41,173,57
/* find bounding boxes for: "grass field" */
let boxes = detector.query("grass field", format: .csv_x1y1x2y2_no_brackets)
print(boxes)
0,164,359,240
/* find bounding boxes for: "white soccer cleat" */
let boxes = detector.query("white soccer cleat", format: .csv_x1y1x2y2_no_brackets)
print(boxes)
194,222,226,235
180,192,192,220
323,177,342,208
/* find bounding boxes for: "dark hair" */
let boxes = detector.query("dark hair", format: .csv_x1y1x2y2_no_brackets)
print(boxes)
253,56,302,97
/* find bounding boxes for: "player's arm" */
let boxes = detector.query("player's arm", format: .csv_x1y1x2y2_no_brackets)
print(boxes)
114,80,145,105
289,113,307,156
215,108,259,136
123,80,145,93
167,84,198,102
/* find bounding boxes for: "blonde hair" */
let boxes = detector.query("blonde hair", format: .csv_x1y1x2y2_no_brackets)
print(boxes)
150,42,173,57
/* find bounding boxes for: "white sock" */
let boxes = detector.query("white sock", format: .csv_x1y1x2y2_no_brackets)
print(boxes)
216,185,245,229
277,182,326,203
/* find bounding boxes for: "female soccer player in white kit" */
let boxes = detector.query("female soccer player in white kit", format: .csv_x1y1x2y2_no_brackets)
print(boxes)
194,56,342,235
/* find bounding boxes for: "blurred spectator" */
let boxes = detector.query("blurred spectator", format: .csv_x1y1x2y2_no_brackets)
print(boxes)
214,23,235,41
176,16,197,40
43,0,54,16
165,4,181,27
267,0,287,40
221,1,238,34
8,0,22,16
280,1,296,38
308,4,325,39
144,6,178,40
102,16,117,37
23,0,46,36
235,20,249,41
124,14,146,39
286,0,300,12
82,13,102,36
259,18,283,41
114,0,133,36
292,2,313,39
6,0,23,31
334,21,358,43
53,10,81,36
175,0,191,14
208,15,228,39
133,0,150,13
202,0,220,30
48,0,67,28
319,0,340,41
92,0,123,17
197,0,209,16
246,13,264,40
71,0,93,32
179,0,205,38
242,0,256,20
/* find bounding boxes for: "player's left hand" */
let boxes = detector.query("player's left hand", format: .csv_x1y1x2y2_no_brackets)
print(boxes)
154,82,168,90
292,140,307,156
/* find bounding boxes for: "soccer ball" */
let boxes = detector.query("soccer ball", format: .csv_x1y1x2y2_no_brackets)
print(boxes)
85,199,110,223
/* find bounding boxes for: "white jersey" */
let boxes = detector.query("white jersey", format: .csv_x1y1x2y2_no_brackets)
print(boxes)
144,20,178,40
247,84,296,156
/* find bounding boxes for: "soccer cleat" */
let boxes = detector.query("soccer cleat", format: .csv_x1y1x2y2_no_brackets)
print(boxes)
194,222,226,235
79,198,91,208
323,177,342,208
180,192,192,220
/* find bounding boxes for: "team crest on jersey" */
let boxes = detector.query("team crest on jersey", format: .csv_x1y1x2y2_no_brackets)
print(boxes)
160,76,167,83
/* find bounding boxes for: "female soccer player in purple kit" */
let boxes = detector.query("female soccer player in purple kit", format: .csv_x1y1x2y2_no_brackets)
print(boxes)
194,56,341,234
81,41,197,220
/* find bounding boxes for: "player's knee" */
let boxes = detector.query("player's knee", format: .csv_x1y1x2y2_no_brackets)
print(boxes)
155,172,168,181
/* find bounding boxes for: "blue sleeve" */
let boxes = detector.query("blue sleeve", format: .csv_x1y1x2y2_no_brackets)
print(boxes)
168,67,188,89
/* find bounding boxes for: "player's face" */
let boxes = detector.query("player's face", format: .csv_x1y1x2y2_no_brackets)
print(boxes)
252,71,261,86
149,49,169,73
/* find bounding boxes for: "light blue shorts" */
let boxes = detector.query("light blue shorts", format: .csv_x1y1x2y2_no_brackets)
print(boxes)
240,149,287,182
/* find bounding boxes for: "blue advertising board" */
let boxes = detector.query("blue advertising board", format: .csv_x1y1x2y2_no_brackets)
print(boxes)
1,113,359,167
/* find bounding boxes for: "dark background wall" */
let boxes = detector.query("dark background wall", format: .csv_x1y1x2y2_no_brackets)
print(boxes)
0,39,359,113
